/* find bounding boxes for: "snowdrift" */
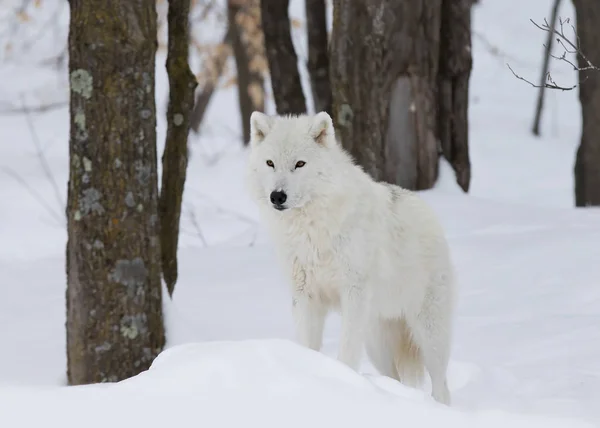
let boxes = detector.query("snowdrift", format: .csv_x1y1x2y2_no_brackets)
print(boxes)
0,340,592,428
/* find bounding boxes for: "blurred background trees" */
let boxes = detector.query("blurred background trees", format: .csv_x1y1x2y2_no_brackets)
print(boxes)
228,0,266,143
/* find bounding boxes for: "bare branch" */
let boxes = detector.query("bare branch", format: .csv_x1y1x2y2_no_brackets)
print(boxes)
0,100,68,115
0,166,63,226
509,15,599,92
507,62,576,91
185,204,208,247
20,94,65,216
549,50,578,70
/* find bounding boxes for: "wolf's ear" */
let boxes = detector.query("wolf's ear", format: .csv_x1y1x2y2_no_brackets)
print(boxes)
250,111,273,145
309,111,334,146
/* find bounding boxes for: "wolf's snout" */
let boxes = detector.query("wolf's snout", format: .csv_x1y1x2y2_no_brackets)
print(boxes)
270,190,287,209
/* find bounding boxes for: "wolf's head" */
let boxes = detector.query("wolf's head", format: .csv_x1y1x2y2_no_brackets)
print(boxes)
246,111,340,212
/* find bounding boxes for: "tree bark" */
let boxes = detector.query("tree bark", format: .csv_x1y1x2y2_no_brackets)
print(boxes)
159,0,198,297
229,0,266,144
305,0,332,115
330,0,441,189
532,0,562,137
260,0,306,115
67,0,165,384
573,0,600,206
438,0,472,192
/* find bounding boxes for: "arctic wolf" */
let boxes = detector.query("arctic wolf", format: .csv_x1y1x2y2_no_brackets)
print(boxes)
246,111,457,405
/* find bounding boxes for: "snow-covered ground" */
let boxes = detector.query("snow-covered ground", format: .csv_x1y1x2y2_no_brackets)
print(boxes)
0,340,594,428
1,0,599,427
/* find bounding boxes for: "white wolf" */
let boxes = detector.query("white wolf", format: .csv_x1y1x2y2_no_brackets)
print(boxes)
246,111,457,405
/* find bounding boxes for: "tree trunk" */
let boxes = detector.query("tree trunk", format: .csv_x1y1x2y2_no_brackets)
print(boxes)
305,0,332,115
532,0,562,137
438,0,472,192
67,0,165,384
159,0,198,297
573,0,600,206
330,0,441,189
229,0,266,144
260,0,306,115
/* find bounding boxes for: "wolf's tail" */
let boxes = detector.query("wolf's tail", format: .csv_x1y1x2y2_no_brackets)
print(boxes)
393,317,425,387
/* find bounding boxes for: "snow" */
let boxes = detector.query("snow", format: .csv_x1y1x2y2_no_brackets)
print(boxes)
0,0,599,427
0,340,594,428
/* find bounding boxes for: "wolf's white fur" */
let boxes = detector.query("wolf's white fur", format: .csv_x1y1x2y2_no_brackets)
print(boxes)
246,111,457,405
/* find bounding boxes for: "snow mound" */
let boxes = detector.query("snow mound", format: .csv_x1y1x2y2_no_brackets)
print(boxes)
0,339,592,428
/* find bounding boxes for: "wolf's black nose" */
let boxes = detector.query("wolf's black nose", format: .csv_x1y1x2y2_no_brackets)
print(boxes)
270,190,287,206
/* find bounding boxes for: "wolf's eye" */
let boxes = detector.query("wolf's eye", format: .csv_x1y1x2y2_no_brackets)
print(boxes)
295,161,306,169
266,160,274,168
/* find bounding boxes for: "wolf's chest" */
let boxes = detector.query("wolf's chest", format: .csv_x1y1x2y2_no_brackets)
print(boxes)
286,228,339,268
281,226,345,304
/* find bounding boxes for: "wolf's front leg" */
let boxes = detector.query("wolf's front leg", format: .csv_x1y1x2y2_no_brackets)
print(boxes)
337,285,368,371
292,294,326,351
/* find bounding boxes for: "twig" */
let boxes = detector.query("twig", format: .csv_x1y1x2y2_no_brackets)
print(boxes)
185,204,208,247
0,100,68,115
248,227,258,247
213,225,258,247
472,32,530,68
508,16,599,92
19,2,67,54
212,204,257,226
190,190,257,226
20,94,65,216
507,63,576,91
191,0,219,22
0,166,63,226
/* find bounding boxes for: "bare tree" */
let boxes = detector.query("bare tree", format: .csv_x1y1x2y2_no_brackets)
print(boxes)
305,0,332,115
159,0,198,297
532,0,563,136
260,0,307,114
67,0,164,384
229,0,266,143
